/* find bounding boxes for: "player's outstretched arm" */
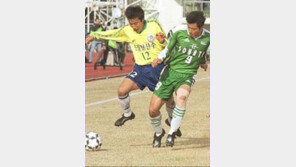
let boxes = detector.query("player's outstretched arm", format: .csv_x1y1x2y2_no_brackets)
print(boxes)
152,58,163,68
92,28,128,43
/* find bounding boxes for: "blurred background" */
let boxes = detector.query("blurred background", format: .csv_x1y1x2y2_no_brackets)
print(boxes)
85,0,210,81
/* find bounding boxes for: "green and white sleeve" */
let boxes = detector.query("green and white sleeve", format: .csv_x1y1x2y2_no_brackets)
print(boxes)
158,30,177,61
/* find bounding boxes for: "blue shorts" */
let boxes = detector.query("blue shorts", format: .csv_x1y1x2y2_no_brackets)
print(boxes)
126,63,165,91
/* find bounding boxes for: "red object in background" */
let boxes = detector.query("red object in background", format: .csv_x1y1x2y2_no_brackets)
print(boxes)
85,51,134,81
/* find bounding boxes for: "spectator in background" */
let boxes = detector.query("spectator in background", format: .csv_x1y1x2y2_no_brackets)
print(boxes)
85,27,90,51
94,26,126,70
117,42,126,66
95,39,123,70
88,18,103,63
84,27,89,63
85,27,90,63
94,40,108,70
108,27,124,69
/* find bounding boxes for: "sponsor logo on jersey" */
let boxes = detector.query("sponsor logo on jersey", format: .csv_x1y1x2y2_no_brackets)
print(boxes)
147,35,154,42
184,38,190,42
177,46,200,56
191,44,197,49
134,43,156,51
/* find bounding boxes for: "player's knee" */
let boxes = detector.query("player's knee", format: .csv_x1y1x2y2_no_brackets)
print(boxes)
176,88,190,103
149,106,155,115
149,110,159,118
149,106,159,117
176,96,187,108
117,87,127,97
178,95,187,101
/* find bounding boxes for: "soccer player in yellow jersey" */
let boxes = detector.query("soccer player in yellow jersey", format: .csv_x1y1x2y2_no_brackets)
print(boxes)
86,6,179,141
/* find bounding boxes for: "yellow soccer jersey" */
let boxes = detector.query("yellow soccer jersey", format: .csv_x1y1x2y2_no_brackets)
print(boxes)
91,20,167,65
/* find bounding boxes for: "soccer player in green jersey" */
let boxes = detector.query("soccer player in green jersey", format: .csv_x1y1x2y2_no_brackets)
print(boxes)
86,6,178,136
149,11,210,147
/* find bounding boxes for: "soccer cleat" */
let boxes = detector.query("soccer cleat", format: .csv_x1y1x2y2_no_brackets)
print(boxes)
166,133,176,147
114,112,135,126
165,118,182,137
152,129,166,148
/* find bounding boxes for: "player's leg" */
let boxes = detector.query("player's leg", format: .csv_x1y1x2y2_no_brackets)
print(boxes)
101,45,109,69
89,40,98,63
94,42,103,70
115,64,154,127
96,41,102,53
114,78,139,126
165,95,175,121
149,93,166,147
151,65,176,129
118,51,124,70
164,96,182,137
166,84,191,147
149,67,173,147
113,49,120,65
120,49,126,64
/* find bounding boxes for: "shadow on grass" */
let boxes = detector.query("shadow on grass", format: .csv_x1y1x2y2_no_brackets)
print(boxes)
86,148,109,152
129,137,210,150
171,137,210,150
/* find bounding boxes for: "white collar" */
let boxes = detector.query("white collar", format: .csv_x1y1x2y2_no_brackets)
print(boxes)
187,28,205,40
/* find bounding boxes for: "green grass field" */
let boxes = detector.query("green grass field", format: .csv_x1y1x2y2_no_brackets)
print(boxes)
85,66,210,166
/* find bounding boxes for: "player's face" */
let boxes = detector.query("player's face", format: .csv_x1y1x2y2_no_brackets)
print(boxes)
128,18,144,33
95,19,100,25
188,23,203,38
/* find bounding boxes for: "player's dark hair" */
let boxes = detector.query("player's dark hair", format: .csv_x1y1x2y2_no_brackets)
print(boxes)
125,5,144,21
186,11,205,28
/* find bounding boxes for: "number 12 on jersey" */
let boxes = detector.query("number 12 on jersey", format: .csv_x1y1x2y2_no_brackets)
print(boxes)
141,51,151,60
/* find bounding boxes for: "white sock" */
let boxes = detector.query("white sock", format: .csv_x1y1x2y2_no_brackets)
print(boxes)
166,104,174,123
169,106,185,135
118,94,131,117
150,114,163,136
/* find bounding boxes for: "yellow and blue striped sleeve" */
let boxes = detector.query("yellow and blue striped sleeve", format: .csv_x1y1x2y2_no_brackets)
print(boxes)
91,27,130,43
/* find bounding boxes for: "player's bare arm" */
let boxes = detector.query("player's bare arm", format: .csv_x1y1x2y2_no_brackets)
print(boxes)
152,58,163,68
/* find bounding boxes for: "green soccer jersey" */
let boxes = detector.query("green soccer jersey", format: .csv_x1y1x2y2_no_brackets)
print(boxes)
158,25,210,75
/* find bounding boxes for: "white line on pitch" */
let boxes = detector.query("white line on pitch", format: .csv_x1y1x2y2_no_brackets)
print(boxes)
85,77,209,107
85,90,150,107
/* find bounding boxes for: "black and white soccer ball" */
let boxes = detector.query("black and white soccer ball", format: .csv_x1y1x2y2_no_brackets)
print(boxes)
85,132,102,151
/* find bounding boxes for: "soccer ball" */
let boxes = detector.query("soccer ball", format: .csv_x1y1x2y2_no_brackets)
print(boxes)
85,132,102,151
